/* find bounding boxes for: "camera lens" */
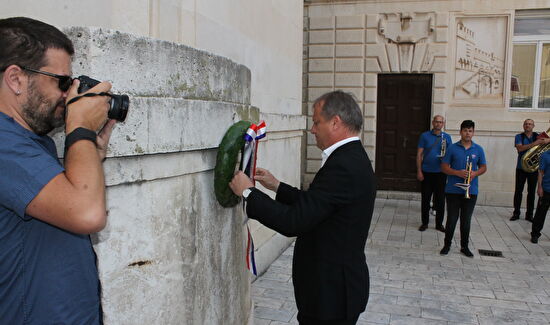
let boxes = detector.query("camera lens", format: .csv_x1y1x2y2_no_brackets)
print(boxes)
108,94,130,122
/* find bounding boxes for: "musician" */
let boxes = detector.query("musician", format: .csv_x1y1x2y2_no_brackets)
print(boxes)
416,115,452,232
440,120,487,257
531,150,550,244
511,119,549,221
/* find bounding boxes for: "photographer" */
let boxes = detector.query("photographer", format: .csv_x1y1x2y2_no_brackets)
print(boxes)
0,17,116,324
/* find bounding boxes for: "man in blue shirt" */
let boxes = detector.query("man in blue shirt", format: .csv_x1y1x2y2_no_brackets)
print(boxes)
531,150,550,243
0,17,116,324
440,120,487,257
416,115,452,232
511,119,549,221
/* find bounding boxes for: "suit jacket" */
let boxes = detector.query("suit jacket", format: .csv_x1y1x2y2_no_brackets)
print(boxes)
246,140,376,320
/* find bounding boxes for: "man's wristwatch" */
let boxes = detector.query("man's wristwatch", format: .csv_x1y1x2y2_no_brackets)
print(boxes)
242,187,254,200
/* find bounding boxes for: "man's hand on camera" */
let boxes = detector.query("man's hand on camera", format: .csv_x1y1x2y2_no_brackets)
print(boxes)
65,79,112,133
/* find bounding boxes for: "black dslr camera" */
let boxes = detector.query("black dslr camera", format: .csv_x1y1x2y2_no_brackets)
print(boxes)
77,75,130,122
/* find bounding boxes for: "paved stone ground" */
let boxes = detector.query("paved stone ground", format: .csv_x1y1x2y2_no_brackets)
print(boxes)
251,198,550,325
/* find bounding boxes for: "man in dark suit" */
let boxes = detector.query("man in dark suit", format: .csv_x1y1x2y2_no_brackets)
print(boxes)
230,90,376,325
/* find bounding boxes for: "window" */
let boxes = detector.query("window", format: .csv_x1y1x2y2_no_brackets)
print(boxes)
510,11,550,109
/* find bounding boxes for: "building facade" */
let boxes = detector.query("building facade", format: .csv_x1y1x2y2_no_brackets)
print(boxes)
303,0,550,206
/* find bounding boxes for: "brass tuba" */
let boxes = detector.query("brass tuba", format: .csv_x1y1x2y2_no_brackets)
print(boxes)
521,127,550,173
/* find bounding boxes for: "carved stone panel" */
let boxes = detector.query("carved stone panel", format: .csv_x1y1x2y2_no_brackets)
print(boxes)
453,16,508,104
375,12,437,73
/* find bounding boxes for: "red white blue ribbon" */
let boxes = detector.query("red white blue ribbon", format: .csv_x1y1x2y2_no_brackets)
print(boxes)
241,120,267,276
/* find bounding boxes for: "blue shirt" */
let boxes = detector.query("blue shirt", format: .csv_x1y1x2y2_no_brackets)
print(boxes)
515,132,537,170
0,113,101,324
443,141,487,195
539,151,550,192
417,130,452,173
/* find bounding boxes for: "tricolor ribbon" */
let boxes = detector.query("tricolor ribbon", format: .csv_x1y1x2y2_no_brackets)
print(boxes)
240,121,267,276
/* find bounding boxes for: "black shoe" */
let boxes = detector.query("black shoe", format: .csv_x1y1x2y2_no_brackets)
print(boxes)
460,247,474,257
526,216,533,222
436,225,446,233
440,246,450,255
418,224,428,231
510,215,519,221
531,236,539,244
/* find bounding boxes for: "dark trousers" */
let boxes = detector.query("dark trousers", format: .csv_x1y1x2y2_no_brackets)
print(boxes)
421,172,446,226
444,194,477,248
513,169,538,218
532,192,550,238
297,312,360,325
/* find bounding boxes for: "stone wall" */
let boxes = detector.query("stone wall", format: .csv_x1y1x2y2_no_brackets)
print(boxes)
1,0,305,280
52,27,260,325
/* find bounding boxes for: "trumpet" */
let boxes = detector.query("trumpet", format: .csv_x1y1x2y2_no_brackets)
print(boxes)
454,156,472,199
464,156,472,199
438,137,447,158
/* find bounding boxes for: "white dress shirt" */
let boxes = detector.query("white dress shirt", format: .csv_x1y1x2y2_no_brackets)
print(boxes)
321,136,360,167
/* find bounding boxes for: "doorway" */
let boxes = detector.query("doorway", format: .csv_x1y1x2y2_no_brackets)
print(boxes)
375,74,433,192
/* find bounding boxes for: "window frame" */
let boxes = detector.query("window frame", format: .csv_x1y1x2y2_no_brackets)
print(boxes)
510,34,550,110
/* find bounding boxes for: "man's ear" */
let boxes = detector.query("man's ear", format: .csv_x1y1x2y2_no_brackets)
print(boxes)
2,65,25,95
332,115,342,129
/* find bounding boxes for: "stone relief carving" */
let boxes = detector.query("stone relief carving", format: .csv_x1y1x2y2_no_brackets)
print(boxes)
453,16,507,103
379,12,434,44
376,12,436,72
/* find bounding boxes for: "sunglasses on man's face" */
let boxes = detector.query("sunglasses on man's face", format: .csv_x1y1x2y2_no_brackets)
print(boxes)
21,66,73,92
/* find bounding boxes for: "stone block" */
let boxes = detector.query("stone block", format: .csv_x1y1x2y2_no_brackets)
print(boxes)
431,57,447,73
436,27,448,43
336,44,364,58
336,15,365,29
309,30,335,44
338,88,363,103
364,117,376,131
385,43,400,72
308,87,333,102
434,73,447,88
364,132,376,146
365,102,376,117
433,88,446,104
366,29,378,44
365,58,382,72
335,59,363,72
308,73,334,87
309,16,335,30
309,45,334,58
365,73,377,87
436,12,449,27
335,73,363,87
309,59,334,72
366,14,379,29
365,87,377,102
430,42,448,57
54,98,260,158
66,27,250,104
336,30,364,44
411,43,428,72
366,45,389,71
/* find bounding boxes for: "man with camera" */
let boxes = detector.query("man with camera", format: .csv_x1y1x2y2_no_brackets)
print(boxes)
0,17,116,324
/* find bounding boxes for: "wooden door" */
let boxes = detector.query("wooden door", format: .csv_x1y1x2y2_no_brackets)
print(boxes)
375,74,432,191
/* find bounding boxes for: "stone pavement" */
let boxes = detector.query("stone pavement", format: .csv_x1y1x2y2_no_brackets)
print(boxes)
251,198,550,325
